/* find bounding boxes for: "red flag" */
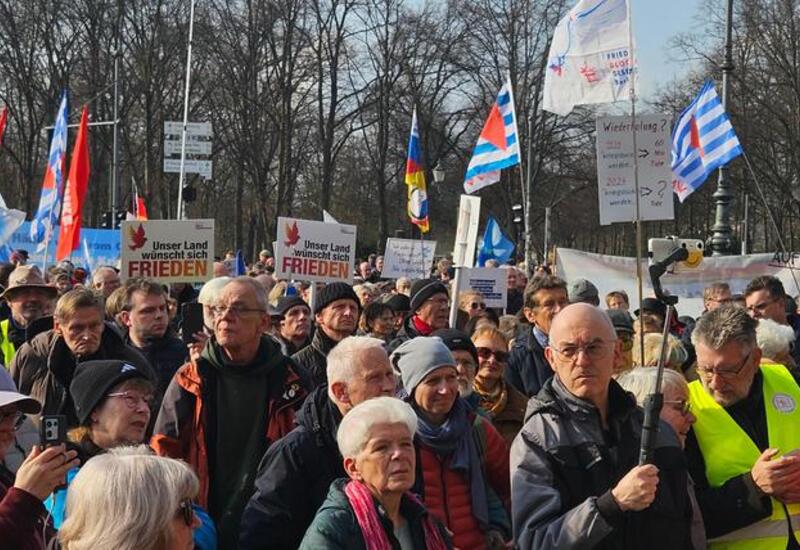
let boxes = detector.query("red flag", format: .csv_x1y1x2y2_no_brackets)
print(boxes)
135,193,148,220
0,106,8,148
56,106,90,261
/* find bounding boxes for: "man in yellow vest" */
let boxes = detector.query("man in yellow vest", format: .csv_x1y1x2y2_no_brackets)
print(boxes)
0,265,57,368
687,304,800,549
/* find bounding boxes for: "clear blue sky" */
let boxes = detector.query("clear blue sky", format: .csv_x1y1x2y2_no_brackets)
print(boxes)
633,0,705,100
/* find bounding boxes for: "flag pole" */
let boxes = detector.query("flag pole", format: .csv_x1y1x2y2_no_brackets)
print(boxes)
176,0,197,220
506,72,529,268
626,0,646,368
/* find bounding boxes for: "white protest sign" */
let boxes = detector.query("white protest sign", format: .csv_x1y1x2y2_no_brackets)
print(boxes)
120,219,214,283
596,114,675,225
555,247,800,319
382,238,437,279
275,217,356,284
452,195,481,267
457,267,508,309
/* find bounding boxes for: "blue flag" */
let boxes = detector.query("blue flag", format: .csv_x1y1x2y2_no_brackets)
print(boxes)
477,216,514,267
234,250,246,276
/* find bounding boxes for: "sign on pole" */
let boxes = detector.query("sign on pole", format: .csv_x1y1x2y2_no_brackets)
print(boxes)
163,121,213,179
120,219,214,283
382,238,437,279
275,217,356,284
163,158,212,178
164,121,212,136
596,114,675,225
452,195,481,267
164,140,212,156
456,267,508,309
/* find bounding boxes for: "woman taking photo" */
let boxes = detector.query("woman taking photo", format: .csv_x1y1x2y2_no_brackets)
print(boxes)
300,397,451,549
391,337,511,550
471,327,527,445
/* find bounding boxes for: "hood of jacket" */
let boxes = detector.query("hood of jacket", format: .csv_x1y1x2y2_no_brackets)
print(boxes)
296,385,342,450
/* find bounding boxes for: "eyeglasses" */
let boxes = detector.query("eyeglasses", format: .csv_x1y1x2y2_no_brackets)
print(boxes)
747,298,778,315
210,305,266,318
0,410,24,430
475,347,509,363
696,350,752,380
664,399,692,415
107,391,155,409
469,302,487,311
177,499,195,527
550,340,615,360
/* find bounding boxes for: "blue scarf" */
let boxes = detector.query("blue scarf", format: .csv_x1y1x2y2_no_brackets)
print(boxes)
414,397,489,528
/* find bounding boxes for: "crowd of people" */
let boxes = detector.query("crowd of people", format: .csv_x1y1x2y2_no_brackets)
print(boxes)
1,248,800,549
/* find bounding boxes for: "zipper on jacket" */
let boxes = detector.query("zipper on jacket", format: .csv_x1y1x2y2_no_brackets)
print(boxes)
439,458,452,531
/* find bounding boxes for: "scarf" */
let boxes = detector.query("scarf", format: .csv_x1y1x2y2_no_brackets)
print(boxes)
473,377,508,417
411,315,434,336
344,480,447,550
414,397,489,528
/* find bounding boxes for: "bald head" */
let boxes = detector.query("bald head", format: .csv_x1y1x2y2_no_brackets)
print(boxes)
549,303,616,344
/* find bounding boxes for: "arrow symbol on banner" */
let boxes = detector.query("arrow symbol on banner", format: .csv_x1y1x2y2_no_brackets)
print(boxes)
638,149,650,158
640,186,653,197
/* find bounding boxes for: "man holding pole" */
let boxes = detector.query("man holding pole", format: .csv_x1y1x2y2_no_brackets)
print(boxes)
686,305,800,546
511,303,692,549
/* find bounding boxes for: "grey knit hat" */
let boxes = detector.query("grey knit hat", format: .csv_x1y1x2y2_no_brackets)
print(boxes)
390,336,456,396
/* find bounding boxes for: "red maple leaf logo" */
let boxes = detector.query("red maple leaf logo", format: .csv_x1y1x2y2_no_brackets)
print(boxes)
284,221,300,247
128,223,148,250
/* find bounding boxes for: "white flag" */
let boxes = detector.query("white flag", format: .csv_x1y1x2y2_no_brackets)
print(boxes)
0,207,26,247
543,0,635,116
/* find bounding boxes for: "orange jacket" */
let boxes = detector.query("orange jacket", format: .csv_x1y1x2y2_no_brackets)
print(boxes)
417,415,510,550
150,357,307,508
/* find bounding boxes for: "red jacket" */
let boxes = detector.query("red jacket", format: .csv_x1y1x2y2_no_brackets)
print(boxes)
417,415,510,550
150,352,307,508
0,468,50,550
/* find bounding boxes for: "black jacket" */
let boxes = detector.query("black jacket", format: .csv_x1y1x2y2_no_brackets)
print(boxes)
505,328,552,398
684,369,800,538
291,329,339,389
128,331,188,404
511,377,694,549
238,387,345,550
387,315,424,354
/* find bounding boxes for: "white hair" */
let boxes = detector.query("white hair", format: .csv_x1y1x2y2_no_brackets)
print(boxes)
337,397,418,458
616,367,688,406
327,336,388,401
59,445,198,550
91,266,118,285
198,276,232,305
756,318,796,360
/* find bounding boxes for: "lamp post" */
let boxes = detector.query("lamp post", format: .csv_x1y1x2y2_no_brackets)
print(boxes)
512,204,523,262
709,0,736,255
432,160,446,184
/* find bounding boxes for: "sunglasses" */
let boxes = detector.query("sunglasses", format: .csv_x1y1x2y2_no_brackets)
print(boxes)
178,499,195,527
475,347,509,363
469,302,487,310
663,400,692,415
0,410,24,430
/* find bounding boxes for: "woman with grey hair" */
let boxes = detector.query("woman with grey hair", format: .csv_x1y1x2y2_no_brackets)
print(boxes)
300,397,451,549
756,318,796,368
59,445,201,550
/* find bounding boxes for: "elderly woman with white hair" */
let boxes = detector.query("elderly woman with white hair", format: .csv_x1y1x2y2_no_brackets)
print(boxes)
300,397,452,549
616,367,706,550
59,445,201,550
756,317,796,368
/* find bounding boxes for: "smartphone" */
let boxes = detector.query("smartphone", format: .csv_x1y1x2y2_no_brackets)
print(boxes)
40,415,66,448
181,302,205,344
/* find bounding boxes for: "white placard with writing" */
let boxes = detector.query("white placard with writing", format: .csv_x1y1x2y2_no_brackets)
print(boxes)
596,114,675,225
456,267,508,309
452,195,481,267
382,238,437,279
120,219,214,283
275,217,356,284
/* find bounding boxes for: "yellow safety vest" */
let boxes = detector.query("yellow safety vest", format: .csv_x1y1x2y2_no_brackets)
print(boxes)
0,319,16,369
688,363,800,549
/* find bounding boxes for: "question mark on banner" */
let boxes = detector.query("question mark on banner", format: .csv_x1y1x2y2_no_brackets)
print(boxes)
660,118,668,132
657,180,668,198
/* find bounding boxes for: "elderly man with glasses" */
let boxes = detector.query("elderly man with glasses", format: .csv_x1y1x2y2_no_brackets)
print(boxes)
151,276,309,549
511,303,692,549
686,304,800,547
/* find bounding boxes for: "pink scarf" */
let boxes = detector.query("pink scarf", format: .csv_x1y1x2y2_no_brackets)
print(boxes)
344,480,448,550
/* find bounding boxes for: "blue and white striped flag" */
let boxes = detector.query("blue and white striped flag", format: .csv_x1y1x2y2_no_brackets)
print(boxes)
463,77,521,194
671,80,743,202
31,90,69,248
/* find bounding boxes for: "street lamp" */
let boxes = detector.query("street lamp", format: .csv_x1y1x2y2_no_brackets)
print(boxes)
709,0,736,255
512,204,524,262
432,160,446,184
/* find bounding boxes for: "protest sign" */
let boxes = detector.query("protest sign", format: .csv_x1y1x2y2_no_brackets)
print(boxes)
596,114,675,225
555,247,798,318
382,238,436,279
456,267,508,309
275,217,356,284
10,221,121,270
120,219,214,283
452,195,481,267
